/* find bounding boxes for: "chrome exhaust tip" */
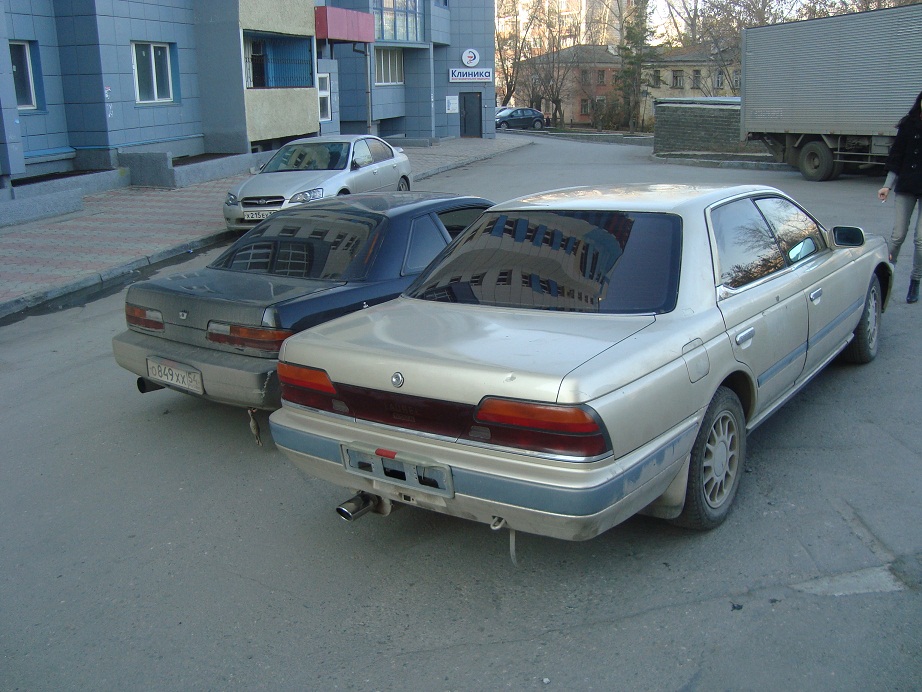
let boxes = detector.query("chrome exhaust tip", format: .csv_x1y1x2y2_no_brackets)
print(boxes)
137,377,165,393
336,492,377,522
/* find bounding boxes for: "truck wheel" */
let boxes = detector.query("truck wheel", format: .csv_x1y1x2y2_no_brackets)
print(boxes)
798,141,836,181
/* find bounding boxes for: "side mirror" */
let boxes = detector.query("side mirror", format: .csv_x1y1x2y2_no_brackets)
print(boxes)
832,226,865,247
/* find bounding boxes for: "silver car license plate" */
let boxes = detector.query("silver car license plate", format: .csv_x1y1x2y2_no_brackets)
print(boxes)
244,210,277,221
342,445,454,497
146,357,204,394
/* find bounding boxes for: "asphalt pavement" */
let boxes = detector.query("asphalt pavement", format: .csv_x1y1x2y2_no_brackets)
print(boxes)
0,136,532,322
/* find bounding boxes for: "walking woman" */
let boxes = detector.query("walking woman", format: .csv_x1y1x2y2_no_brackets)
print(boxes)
878,90,922,303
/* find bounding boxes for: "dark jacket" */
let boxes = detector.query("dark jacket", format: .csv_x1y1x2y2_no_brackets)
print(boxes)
886,118,922,195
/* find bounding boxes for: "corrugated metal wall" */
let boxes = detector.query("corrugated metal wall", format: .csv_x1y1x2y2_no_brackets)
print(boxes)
741,4,922,137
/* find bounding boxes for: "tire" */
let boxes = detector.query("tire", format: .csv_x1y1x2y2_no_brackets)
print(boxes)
798,141,836,181
337,189,350,196
842,275,881,364
397,177,410,192
499,122,509,130
532,119,543,130
672,387,746,530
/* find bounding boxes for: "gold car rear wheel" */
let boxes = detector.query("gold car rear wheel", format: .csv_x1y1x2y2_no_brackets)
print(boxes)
672,386,746,530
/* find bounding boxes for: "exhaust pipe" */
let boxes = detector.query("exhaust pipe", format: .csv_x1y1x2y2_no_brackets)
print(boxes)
336,492,377,522
137,377,165,393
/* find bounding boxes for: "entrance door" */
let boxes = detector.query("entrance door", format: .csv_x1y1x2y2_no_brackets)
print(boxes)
460,92,482,138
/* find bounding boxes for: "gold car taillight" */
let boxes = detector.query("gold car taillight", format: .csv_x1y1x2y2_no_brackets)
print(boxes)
278,362,349,413
278,362,337,393
467,397,610,458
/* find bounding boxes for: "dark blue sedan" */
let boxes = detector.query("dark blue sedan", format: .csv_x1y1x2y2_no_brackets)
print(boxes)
496,107,545,130
112,192,492,409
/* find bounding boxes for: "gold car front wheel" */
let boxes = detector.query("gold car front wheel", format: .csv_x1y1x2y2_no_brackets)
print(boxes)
672,386,746,530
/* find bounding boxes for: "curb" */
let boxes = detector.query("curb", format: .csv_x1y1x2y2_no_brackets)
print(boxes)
0,229,239,323
651,153,791,171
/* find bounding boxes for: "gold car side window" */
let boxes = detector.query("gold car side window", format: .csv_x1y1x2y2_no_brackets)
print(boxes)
711,199,785,289
754,196,827,264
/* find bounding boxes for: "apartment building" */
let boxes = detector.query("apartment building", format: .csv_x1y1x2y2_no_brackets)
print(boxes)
2,0,495,214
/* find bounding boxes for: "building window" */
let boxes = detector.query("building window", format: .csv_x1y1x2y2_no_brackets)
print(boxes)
375,48,404,85
733,69,741,90
245,39,266,87
374,0,422,42
244,33,314,88
580,70,589,85
580,99,590,115
652,69,661,87
132,42,173,103
318,73,331,120
10,41,37,109
692,69,702,89
671,70,684,88
715,71,724,90
597,69,605,85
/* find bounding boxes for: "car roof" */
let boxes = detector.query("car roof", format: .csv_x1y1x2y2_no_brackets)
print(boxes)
488,184,783,214
255,192,493,220
282,134,384,146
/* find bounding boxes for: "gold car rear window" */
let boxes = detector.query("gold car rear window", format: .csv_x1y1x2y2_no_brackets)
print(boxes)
409,210,682,314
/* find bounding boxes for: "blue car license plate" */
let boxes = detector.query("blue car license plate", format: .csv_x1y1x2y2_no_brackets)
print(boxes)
146,356,204,394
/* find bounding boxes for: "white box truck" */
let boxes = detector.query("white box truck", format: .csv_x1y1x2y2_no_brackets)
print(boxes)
741,4,922,181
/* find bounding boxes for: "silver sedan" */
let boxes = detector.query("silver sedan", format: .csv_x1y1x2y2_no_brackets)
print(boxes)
223,135,412,232
268,184,892,541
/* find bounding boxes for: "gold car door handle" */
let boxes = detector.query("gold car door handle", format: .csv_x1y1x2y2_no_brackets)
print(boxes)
735,327,755,346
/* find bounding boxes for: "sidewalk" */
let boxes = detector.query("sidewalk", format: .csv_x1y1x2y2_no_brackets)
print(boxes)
0,136,531,322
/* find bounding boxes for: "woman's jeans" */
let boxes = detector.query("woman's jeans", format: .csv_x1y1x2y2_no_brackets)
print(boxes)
888,192,922,281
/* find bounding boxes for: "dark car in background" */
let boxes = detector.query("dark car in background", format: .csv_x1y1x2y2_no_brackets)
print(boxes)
495,107,545,130
112,192,492,409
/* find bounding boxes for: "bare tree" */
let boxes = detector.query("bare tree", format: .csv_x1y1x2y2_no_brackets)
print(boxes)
797,0,917,19
522,3,584,125
583,0,633,46
494,0,541,106
663,0,704,45
663,0,915,48
658,0,800,97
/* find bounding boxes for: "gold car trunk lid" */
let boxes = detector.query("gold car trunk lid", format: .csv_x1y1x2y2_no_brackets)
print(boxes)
280,297,654,405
